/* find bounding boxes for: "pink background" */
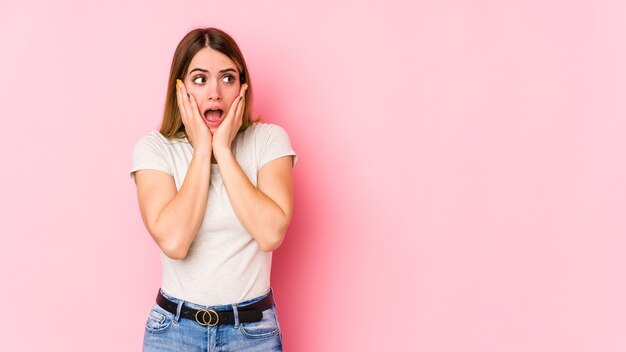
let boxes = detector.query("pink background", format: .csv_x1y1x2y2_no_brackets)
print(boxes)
1,0,625,350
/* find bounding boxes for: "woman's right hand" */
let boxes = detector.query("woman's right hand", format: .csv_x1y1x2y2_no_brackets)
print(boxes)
176,79,212,152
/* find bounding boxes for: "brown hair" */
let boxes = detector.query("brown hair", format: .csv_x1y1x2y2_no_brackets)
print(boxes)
159,27,258,139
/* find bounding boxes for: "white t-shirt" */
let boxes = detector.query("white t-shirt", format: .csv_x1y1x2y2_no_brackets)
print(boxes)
130,122,297,306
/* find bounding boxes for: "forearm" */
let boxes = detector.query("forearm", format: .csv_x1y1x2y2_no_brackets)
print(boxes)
155,149,211,258
214,149,288,251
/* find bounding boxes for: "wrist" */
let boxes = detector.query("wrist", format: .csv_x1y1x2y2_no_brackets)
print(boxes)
213,146,232,161
193,146,212,159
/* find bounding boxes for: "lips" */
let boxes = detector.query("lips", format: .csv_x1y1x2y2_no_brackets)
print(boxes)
203,108,224,126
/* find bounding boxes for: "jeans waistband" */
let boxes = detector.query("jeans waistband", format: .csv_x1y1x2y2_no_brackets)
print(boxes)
159,287,274,311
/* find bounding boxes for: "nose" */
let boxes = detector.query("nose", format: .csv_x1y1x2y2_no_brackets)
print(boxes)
205,79,222,101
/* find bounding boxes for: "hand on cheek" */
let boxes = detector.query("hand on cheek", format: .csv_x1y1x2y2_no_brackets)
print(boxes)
212,84,248,154
176,79,212,151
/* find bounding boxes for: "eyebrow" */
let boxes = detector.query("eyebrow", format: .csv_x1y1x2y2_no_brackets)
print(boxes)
188,67,237,76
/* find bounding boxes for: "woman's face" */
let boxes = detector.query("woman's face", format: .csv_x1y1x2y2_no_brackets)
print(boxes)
184,47,242,134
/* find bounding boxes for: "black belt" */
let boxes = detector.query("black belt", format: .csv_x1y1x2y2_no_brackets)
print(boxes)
156,289,274,326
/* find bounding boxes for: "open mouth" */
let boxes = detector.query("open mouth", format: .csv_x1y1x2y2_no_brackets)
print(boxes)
203,109,224,124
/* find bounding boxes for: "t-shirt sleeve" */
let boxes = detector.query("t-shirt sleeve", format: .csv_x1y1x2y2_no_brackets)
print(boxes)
130,133,174,183
258,124,298,169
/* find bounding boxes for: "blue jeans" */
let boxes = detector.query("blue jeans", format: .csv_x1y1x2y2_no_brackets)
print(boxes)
143,287,283,351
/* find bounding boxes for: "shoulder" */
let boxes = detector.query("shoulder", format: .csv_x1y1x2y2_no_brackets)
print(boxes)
131,131,181,179
134,131,187,152
243,122,292,140
134,130,165,146
246,122,297,167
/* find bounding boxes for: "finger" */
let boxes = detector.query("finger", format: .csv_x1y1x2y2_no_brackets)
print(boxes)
175,80,187,125
234,84,248,120
188,92,202,120
239,83,249,97
235,94,245,122
177,79,192,120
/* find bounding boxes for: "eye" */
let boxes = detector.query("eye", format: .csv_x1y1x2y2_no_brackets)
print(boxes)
222,74,235,84
192,75,206,85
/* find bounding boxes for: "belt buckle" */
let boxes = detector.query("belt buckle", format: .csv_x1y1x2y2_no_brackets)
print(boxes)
195,309,219,326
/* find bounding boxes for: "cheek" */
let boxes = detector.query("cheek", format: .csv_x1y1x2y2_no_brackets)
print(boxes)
225,91,241,109
188,85,203,96
183,85,199,99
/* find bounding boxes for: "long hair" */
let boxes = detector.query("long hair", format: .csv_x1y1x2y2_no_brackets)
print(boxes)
159,28,257,139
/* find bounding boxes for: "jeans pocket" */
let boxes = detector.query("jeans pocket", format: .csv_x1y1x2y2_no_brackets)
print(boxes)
145,304,173,334
239,304,280,339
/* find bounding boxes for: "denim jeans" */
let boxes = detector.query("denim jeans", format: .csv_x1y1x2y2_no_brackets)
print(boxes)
143,287,283,351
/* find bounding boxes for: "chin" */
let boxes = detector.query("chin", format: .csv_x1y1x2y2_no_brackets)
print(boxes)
203,120,218,132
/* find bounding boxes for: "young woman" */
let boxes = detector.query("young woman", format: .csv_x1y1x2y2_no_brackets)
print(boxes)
130,27,297,351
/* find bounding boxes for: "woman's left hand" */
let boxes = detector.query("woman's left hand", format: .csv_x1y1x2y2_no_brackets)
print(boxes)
212,83,248,155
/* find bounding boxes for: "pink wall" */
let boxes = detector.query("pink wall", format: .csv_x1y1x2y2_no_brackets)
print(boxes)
1,0,625,350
